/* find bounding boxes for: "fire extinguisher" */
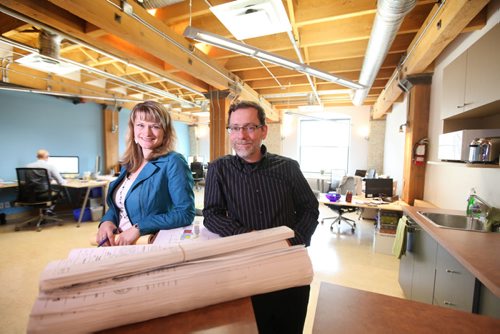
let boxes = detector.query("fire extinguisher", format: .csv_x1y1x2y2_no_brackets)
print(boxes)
413,138,429,166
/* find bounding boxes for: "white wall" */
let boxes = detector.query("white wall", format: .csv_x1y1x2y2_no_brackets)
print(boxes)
383,1,500,210
383,98,408,196
281,106,371,175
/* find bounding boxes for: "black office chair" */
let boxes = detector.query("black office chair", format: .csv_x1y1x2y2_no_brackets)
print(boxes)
322,176,360,233
14,167,63,232
190,161,204,191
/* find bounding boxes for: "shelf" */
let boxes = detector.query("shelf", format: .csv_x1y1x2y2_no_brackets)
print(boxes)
465,163,500,168
428,161,500,169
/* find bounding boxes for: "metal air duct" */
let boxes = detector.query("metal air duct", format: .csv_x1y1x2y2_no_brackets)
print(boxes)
39,30,61,62
352,0,416,106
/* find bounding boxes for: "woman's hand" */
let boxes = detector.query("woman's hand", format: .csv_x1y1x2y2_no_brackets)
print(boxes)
115,226,140,245
96,221,117,246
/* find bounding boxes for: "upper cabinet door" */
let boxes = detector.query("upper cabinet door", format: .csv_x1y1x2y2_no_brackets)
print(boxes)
442,52,467,119
465,24,500,111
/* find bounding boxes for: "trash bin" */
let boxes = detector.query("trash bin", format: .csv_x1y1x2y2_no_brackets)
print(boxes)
90,206,103,221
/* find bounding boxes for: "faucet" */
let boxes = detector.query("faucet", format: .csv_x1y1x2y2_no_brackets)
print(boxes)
466,188,491,226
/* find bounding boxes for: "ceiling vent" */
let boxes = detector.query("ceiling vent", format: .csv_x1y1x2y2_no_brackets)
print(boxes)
16,30,79,75
210,0,291,40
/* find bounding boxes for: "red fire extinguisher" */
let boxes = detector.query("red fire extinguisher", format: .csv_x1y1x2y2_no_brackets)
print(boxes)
413,138,429,166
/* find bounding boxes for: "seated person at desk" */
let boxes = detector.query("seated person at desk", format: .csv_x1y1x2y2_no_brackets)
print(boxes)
203,100,319,334
27,149,67,186
26,149,66,214
97,101,195,246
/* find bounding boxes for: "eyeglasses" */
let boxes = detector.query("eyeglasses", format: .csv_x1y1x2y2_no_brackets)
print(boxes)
226,124,264,134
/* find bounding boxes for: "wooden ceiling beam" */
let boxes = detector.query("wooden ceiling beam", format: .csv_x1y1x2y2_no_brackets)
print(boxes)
0,0,213,94
373,0,489,119
46,0,231,89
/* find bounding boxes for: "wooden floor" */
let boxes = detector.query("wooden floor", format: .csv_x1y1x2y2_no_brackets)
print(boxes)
0,189,404,333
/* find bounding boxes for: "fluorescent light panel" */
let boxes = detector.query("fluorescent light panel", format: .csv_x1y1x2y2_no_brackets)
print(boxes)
184,27,365,90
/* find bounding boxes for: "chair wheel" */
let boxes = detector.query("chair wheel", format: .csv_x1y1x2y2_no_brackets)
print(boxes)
37,227,42,232
14,226,20,231
58,222,63,226
351,228,355,233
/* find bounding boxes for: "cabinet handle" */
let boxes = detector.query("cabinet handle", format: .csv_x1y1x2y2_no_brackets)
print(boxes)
443,301,456,306
456,105,465,108
446,269,460,274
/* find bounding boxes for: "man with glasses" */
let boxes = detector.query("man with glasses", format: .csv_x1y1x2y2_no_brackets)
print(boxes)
203,100,319,334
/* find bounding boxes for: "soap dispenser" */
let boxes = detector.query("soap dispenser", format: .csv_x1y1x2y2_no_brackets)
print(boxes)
466,188,476,217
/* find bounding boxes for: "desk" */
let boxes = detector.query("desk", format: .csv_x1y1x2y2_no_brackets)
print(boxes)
0,181,17,189
313,282,500,333
99,297,258,334
320,194,404,232
319,194,404,212
63,179,110,226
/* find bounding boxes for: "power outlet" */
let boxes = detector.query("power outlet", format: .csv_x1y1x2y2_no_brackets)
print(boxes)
4,201,11,208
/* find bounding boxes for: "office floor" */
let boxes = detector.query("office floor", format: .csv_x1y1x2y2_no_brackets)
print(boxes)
0,189,404,334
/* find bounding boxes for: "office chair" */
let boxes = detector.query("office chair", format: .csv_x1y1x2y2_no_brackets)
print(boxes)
365,168,376,179
14,168,63,232
190,161,204,191
322,176,362,233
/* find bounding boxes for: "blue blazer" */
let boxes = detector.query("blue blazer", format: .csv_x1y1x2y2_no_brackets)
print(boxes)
101,152,195,235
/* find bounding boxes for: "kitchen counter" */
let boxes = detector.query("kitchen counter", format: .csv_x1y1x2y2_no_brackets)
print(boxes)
313,282,500,333
403,206,500,297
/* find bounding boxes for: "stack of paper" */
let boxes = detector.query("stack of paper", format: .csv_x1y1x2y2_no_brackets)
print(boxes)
28,226,313,333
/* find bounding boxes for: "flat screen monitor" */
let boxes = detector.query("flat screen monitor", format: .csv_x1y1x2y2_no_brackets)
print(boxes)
48,156,79,175
365,178,393,198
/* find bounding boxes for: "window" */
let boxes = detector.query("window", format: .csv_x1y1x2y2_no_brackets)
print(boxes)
299,119,350,174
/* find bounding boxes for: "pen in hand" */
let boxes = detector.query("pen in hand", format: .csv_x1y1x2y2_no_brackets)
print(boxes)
97,228,119,247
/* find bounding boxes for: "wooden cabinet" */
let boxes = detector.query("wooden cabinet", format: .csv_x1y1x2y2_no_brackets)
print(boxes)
441,24,500,120
433,245,476,312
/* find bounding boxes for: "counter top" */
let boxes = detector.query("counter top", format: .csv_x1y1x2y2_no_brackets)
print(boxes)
313,282,500,333
403,206,500,297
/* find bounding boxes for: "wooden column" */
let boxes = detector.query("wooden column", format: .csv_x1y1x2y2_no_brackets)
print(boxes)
103,105,120,174
402,75,432,205
206,89,231,161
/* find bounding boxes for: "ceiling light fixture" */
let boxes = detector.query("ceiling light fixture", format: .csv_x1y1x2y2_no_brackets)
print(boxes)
183,27,365,90
209,0,291,40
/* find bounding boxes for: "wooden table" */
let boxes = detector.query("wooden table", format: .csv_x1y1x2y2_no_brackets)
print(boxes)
0,181,17,189
319,194,405,212
313,282,500,333
99,297,258,334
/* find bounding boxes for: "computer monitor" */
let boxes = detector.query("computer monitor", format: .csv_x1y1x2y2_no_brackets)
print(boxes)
354,169,367,177
365,178,393,198
48,156,79,175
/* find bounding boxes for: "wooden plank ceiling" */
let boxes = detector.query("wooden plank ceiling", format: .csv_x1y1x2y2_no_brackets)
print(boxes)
0,0,488,122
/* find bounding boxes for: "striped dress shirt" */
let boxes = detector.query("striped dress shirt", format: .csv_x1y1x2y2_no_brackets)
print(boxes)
203,145,319,246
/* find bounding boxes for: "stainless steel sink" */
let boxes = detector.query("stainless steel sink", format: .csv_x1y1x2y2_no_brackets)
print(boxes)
417,211,487,232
